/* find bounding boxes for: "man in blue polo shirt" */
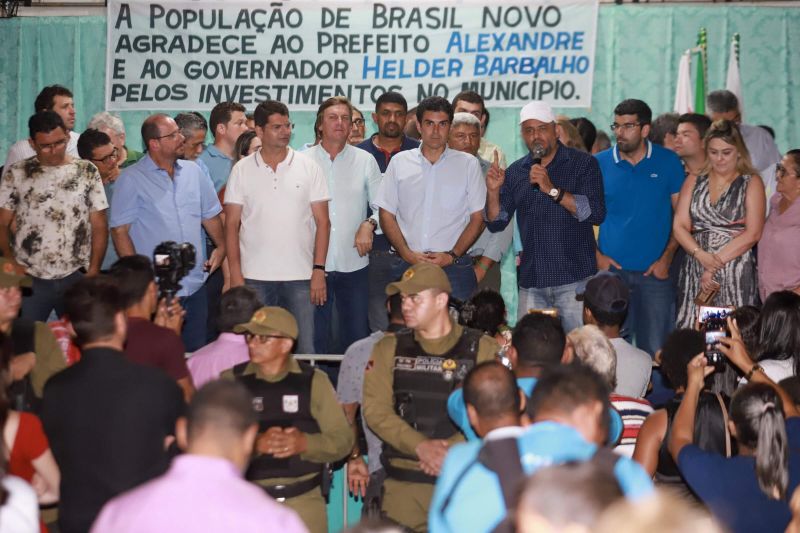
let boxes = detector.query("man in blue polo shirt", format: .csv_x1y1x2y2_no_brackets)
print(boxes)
110,114,225,352
198,101,249,192
357,91,420,332
429,363,653,533
595,99,684,356
486,101,605,333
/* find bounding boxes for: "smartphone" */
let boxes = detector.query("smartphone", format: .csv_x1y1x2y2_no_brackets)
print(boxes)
528,308,559,317
704,329,726,367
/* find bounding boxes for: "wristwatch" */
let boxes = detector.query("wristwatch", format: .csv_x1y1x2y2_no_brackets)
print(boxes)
446,250,459,263
548,187,560,200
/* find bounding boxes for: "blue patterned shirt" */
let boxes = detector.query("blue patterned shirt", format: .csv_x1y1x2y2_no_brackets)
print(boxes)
486,142,605,289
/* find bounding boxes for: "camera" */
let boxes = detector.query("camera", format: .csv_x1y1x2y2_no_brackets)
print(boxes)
153,241,196,301
699,306,732,368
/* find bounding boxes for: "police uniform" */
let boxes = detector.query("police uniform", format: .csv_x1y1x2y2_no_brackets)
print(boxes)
362,264,499,532
221,307,353,533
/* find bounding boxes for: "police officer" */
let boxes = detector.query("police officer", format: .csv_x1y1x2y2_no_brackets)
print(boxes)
222,306,353,533
362,263,499,531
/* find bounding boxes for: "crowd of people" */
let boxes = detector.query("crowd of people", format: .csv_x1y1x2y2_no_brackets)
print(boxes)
0,81,798,533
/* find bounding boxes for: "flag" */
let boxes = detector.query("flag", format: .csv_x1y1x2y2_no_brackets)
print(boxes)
726,33,744,119
674,51,694,113
694,28,707,115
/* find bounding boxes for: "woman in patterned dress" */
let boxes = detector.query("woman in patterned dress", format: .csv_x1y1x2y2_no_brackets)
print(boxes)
674,120,765,328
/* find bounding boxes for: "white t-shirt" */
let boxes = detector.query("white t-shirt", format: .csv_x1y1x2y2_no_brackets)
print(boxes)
739,357,795,386
0,476,38,533
225,148,330,281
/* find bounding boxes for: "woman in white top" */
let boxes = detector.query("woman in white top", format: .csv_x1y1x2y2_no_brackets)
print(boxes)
751,291,800,383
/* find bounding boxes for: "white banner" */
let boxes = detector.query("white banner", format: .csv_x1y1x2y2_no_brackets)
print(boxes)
106,0,599,111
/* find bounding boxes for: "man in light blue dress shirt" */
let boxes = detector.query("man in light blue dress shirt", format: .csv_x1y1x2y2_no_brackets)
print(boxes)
110,114,225,352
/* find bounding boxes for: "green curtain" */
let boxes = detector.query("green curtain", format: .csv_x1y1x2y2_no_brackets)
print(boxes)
1,5,798,326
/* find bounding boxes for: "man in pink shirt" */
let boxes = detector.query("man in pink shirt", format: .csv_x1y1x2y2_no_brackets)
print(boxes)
91,380,308,533
187,286,262,388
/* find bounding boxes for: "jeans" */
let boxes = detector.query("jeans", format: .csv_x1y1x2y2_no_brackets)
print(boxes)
21,270,83,321
517,277,589,335
314,267,369,355
368,236,397,332
245,279,315,354
614,268,675,357
180,286,208,353
390,254,477,303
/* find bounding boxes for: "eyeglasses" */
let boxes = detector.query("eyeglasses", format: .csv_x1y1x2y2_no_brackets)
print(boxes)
91,147,119,165
155,129,182,140
776,163,797,178
610,122,641,132
352,118,365,126
244,333,288,343
37,138,68,151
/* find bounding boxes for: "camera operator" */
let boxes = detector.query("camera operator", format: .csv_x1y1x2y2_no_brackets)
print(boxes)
109,255,195,402
109,114,225,352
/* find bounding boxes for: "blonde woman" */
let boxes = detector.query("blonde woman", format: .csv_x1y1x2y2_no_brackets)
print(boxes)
673,120,765,328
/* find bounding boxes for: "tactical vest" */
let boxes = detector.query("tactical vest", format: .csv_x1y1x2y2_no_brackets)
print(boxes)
383,327,482,479
232,361,322,481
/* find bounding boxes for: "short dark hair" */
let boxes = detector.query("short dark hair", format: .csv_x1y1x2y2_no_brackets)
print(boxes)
254,100,289,128
175,112,208,137
584,299,627,328
483,107,491,129
462,361,520,420
64,276,124,347
570,117,597,153
759,125,776,139
659,329,705,389
28,111,65,139
416,96,453,123
187,380,257,442
451,91,485,114
34,85,72,113
459,289,506,337
648,113,680,146
375,91,408,113
512,313,565,369
706,90,739,114
141,114,169,152
109,255,155,309
209,102,246,137
77,128,112,160
516,461,623,529
217,286,262,333
678,113,713,139
528,363,611,433
613,99,652,126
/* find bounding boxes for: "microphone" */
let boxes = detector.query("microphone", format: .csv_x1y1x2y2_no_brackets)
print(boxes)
531,144,546,189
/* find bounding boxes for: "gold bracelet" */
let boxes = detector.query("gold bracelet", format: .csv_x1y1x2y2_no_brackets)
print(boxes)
690,246,701,257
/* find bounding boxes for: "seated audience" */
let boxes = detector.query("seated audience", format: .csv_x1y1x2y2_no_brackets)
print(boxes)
91,381,308,533
430,364,653,533
669,318,800,533
580,271,652,398
758,150,800,299
633,329,731,498
41,276,184,533
109,255,194,401
187,286,261,388
515,461,624,533
567,325,654,456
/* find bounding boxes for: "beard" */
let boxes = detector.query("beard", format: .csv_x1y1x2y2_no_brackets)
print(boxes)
380,123,402,138
616,138,641,154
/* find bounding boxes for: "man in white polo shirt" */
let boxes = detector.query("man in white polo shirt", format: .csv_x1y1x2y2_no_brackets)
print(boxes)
304,96,382,354
374,96,486,302
224,100,330,354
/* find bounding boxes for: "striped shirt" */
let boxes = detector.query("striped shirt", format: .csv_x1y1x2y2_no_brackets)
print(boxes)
610,393,653,458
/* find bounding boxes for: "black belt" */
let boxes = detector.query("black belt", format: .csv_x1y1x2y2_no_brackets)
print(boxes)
261,473,323,500
383,462,437,485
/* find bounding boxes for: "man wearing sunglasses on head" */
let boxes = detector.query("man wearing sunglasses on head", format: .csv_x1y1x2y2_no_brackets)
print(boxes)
223,306,353,533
